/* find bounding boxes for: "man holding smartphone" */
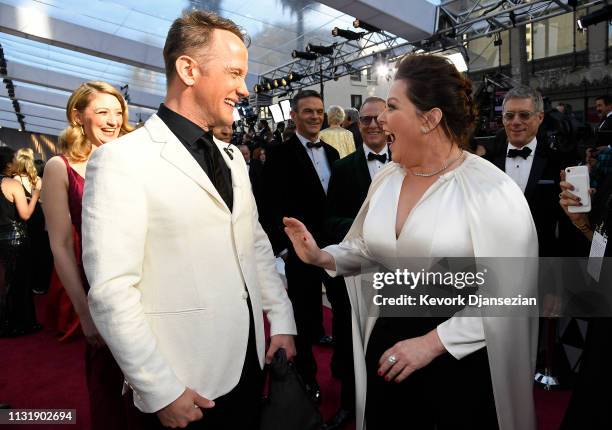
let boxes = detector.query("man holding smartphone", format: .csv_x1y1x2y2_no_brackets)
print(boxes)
488,86,566,257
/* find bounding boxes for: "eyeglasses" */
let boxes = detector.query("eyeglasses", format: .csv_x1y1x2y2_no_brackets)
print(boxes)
502,111,537,122
359,115,380,126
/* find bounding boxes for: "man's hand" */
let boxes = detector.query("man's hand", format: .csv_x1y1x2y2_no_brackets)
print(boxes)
157,388,215,428
266,334,296,364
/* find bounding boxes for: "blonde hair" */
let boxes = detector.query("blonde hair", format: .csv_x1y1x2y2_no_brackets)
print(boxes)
327,105,345,126
14,148,38,189
60,81,133,163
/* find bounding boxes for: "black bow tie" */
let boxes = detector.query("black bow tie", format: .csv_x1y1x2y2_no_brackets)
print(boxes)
306,141,322,149
367,152,387,163
507,147,532,159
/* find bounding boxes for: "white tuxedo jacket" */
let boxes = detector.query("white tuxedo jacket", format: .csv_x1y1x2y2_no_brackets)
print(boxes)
82,114,296,413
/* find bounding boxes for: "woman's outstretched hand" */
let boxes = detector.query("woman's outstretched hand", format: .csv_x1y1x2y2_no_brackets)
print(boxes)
283,217,322,265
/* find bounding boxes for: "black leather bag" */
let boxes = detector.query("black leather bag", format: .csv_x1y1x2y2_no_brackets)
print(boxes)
260,349,323,430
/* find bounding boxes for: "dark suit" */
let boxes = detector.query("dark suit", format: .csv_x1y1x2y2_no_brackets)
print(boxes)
262,134,340,384
324,146,378,412
596,115,612,147
487,134,568,257
326,146,372,241
247,159,265,217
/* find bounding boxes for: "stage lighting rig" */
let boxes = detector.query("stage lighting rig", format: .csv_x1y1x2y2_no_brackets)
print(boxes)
577,6,612,30
306,43,335,56
287,72,305,83
353,19,381,33
332,27,364,40
292,50,317,60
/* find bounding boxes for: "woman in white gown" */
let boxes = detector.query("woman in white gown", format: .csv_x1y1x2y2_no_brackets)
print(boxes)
284,54,539,430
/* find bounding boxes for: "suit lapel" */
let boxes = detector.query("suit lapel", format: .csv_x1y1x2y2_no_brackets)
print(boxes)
493,146,507,172
355,147,372,189
524,145,546,202
290,136,326,195
214,138,243,221
146,115,230,213
321,140,339,167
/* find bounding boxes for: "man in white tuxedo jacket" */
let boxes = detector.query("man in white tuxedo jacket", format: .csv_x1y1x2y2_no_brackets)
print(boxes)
82,10,296,429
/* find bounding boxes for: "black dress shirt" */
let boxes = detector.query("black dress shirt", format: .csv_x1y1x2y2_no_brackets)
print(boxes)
157,104,233,211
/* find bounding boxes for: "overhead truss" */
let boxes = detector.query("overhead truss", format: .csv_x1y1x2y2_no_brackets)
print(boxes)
257,0,603,97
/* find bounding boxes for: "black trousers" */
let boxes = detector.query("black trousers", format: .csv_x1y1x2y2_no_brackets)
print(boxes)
137,299,264,430
560,318,612,429
284,254,331,385
365,318,498,430
324,275,355,411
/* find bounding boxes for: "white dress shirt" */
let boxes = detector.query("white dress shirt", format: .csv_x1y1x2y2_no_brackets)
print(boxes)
505,137,538,193
363,145,389,180
296,131,331,194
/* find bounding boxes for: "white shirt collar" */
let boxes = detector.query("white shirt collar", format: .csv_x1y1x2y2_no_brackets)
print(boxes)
508,136,537,153
295,131,320,148
363,144,389,160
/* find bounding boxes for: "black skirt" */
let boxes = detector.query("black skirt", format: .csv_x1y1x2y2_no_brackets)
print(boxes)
364,317,498,430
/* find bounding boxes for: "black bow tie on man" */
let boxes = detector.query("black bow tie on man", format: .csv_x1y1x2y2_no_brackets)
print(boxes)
306,141,322,149
367,152,387,163
507,147,532,159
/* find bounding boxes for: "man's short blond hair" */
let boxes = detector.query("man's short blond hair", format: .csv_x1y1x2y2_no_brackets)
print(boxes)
163,10,249,83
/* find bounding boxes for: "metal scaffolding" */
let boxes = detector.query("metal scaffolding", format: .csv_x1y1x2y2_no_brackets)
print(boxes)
255,0,603,98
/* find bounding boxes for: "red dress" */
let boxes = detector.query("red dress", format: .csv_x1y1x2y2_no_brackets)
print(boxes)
45,155,131,430
43,155,85,340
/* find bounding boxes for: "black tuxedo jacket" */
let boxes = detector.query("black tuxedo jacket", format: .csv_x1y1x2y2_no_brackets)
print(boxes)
262,134,340,255
325,146,372,243
596,115,612,147
488,135,567,256
248,159,265,215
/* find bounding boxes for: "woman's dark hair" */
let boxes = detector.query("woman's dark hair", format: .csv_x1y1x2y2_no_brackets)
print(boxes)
0,146,15,174
394,54,477,148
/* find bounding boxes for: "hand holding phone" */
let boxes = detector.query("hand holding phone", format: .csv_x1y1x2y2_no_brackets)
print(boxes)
565,166,591,213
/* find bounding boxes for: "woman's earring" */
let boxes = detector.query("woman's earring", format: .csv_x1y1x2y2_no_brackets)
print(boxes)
79,125,85,136
420,127,429,134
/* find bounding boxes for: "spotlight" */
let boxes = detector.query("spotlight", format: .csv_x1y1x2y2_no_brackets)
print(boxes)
493,34,502,47
264,78,278,89
306,43,335,56
353,19,380,33
292,50,317,60
373,53,389,78
287,72,304,82
332,27,364,40
577,5,612,30
253,83,264,93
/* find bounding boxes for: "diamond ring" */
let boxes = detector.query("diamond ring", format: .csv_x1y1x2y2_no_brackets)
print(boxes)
387,355,397,365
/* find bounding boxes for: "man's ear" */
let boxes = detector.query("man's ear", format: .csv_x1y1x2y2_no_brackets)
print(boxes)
174,55,198,87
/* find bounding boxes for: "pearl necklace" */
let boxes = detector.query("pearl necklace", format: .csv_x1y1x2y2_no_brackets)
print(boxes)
410,150,465,177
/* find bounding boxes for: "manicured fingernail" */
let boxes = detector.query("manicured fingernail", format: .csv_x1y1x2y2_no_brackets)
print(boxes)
378,370,382,376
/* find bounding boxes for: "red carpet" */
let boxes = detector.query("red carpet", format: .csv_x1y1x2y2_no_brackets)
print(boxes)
0,296,570,429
